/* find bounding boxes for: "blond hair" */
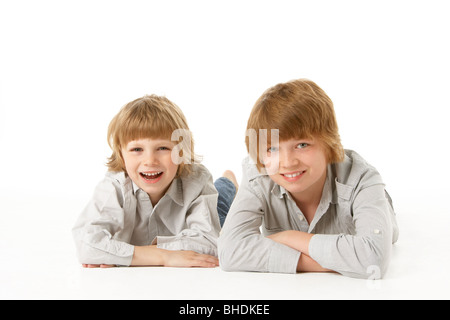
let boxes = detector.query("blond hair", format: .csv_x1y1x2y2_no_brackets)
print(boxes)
107,95,197,177
246,79,345,171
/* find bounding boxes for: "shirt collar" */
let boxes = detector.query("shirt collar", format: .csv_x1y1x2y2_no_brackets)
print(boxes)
131,180,140,195
272,184,287,199
132,177,184,206
165,178,184,206
320,166,333,207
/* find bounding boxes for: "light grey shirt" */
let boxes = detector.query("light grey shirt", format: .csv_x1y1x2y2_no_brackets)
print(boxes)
72,164,221,266
219,150,399,279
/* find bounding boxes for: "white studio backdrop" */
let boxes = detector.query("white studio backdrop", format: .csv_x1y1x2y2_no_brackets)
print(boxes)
1,0,449,221
1,0,449,201
0,1,450,298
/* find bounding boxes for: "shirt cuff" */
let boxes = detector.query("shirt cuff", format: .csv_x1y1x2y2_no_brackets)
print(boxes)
308,234,339,269
81,238,135,266
268,242,301,274
156,236,218,257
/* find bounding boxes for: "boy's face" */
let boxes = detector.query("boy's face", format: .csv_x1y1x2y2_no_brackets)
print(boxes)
122,138,179,206
263,138,328,204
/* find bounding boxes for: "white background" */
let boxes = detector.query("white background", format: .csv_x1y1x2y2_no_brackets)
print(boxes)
1,0,449,299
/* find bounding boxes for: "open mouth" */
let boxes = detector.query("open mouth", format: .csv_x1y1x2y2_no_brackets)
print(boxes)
140,171,164,181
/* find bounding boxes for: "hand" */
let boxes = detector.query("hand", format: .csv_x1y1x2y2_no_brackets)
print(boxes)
131,245,219,268
82,264,115,268
163,250,219,268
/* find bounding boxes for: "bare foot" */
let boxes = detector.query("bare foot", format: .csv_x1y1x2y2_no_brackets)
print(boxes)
222,170,239,193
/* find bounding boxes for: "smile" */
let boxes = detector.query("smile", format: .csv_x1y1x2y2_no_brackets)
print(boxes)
140,171,164,183
280,170,305,181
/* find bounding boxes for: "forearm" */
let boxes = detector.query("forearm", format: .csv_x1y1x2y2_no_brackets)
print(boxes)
131,245,219,268
297,253,331,273
268,231,332,273
267,230,313,255
131,245,165,266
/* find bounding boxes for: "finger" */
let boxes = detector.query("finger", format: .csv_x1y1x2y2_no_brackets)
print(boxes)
206,256,220,265
193,256,220,268
191,254,219,265
193,260,217,268
100,264,115,268
207,257,220,266
203,255,219,266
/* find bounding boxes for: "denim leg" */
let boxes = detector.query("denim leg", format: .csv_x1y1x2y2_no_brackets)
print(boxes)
214,177,236,227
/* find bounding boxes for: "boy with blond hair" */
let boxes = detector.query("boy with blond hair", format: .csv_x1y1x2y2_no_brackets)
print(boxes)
219,79,399,279
73,95,236,268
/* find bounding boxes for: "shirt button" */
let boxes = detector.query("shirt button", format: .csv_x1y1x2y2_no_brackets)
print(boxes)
299,216,304,221
374,229,381,234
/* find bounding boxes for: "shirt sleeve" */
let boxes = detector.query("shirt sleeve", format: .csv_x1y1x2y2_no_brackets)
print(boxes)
72,176,135,266
308,183,396,279
156,179,221,257
218,173,301,274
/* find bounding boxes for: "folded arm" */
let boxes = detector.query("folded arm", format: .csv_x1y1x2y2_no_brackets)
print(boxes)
73,177,219,268
218,180,301,274
267,231,331,273
83,246,218,268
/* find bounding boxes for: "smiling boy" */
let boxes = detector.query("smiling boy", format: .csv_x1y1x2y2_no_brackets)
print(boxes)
219,79,399,279
73,95,235,268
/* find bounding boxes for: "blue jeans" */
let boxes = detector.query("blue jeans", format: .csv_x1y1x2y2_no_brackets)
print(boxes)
214,177,236,227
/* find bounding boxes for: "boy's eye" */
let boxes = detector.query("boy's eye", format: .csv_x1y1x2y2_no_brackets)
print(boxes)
297,143,309,149
267,146,279,153
131,147,143,152
158,146,170,151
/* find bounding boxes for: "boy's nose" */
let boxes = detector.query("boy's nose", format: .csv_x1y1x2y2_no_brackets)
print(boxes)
144,152,159,166
279,150,300,170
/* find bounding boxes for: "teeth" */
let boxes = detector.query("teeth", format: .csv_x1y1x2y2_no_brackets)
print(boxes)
141,172,162,177
284,172,302,178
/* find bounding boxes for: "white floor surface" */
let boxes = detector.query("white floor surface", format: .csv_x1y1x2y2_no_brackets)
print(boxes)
1,191,449,300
